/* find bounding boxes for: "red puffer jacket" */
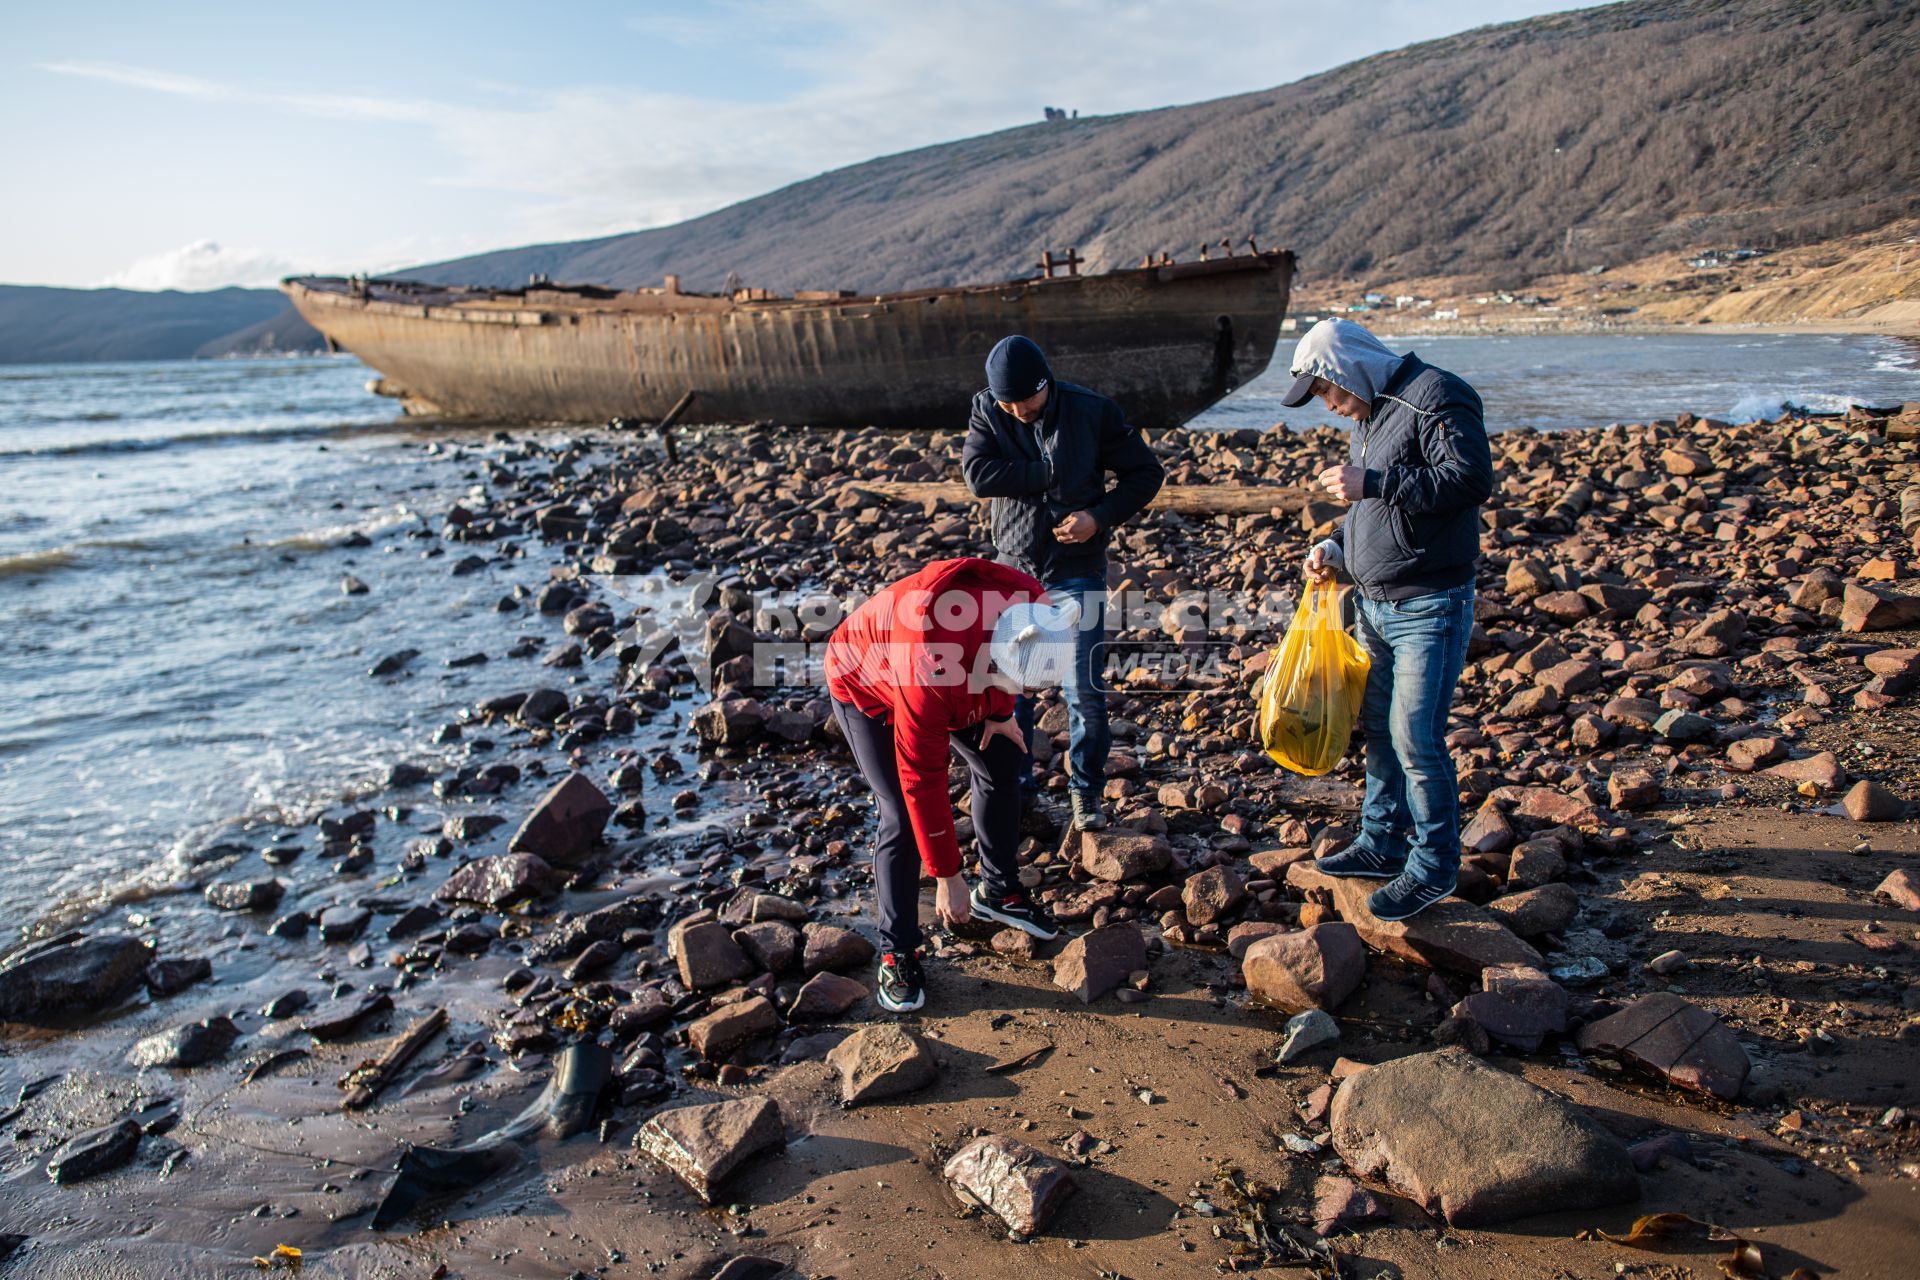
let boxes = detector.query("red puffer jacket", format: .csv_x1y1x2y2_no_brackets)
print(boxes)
825,557,1044,877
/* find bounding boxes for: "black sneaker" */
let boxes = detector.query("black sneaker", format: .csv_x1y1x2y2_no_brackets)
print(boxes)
1068,791,1108,832
969,885,1059,941
1367,873,1454,922
1315,841,1405,880
875,950,925,1013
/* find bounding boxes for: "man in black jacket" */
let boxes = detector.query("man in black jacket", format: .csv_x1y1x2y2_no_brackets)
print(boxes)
961,335,1165,831
1289,318,1494,921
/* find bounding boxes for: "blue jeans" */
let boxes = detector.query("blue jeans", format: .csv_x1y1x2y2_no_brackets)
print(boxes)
1014,574,1109,797
1353,585,1474,890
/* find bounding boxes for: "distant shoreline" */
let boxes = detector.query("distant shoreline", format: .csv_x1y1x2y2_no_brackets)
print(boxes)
1338,317,1920,342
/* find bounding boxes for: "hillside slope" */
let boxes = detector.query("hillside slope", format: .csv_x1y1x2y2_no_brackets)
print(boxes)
410,0,1920,296
0,286,321,364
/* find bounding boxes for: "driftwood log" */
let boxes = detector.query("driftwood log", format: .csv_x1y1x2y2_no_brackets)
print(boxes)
848,481,1308,516
341,1007,447,1111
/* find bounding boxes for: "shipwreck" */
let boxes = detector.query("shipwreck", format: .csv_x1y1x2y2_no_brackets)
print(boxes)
283,247,1294,430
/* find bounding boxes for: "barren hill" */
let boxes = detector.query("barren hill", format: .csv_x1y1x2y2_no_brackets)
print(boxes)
410,0,1920,296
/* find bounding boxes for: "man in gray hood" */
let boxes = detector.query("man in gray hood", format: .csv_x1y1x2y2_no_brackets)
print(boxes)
1283,318,1493,921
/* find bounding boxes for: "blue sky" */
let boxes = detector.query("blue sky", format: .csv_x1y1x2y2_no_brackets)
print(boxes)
3,1,1601,290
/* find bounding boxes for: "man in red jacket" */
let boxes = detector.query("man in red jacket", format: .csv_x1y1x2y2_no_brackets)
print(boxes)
826,557,1078,1012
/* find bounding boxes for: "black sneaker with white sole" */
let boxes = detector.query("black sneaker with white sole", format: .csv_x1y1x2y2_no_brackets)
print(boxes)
1367,873,1454,922
1314,841,1405,880
875,950,926,1012
969,885,1059,941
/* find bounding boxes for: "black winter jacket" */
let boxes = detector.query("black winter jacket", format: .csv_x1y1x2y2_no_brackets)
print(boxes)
961,381,1164,583
1332,354,1494,600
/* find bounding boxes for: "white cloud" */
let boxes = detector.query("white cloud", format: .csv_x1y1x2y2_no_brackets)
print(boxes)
101,240,301,290
47,1,1593,265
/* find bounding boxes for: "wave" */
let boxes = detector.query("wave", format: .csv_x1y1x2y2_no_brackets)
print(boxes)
0,546,79,579
1727,390,1874,422
23,756,418,940
0,418,409,460
265,507,423,552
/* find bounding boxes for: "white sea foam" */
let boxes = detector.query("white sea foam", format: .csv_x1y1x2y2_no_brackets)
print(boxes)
1727,390,1869,422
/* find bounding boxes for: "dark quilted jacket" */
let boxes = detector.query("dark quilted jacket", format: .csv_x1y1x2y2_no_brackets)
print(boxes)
960,381,1164,582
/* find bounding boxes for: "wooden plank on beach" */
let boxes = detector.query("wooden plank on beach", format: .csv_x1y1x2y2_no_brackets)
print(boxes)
850,480,1307,515
340,1007,447,1111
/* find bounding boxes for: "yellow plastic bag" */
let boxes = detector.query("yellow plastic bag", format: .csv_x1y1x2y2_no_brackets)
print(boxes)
1256,579,1371,775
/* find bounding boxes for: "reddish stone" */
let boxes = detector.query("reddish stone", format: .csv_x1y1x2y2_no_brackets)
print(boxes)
1285,864,1540,975
1724,736,1786,772
1182,866,1246,926
1764,751,1846,791
1575,992,1750,1099
1875,869,1920,912
1242,923,1365,1013
1607,768,1662,811
1842,780,1905,822
507,771,612,864
686,995,779,1060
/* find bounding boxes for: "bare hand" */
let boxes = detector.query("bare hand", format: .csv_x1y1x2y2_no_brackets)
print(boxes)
1053,510,1098,544
935,874,971,928
980,715,1026,753
1317,465,1366,502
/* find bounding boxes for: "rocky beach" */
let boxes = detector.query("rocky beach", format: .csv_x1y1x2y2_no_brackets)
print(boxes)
2,394,1919,1280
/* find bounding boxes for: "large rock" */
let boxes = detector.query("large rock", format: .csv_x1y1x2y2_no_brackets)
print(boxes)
734,921,802,973
143,956,211,997
943,1134,1077,1237
1725,736,1787,772
1764,752,1846,791
1841,584,1920,633
46,1119,142,1185
1241,923,1364,1013
826,1024,939,1105
1450,964,1569,1052
204,878,283,912
1875,869,1920,912
1842,780,1904,822
1486,786,1604,832
0,934,153,1024
787,971,867,1019
636,1096,784,1203
507,772,613,864
434,853,560,909
1576,993,1750,1099
692,697,766,746
1285,864,1541,975
671,918,755,990
127,1015,240,1069
801,923,875,974
1485,884,1579,938
1078,828,1171,881
1181,866,1245,925
1329,1049,1638,1226
318,905,371,943
1051,923,1147,1002
1607,768,1662,811
686,996,780,1061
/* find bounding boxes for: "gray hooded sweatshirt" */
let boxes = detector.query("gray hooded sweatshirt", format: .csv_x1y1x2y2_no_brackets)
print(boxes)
1291,319,1494,600
1287,317,1406,407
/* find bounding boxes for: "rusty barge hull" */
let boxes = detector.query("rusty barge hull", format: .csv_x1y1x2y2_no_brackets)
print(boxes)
282,252,1293,430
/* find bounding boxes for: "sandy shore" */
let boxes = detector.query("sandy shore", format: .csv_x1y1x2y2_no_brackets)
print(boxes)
1,405,1916,1279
